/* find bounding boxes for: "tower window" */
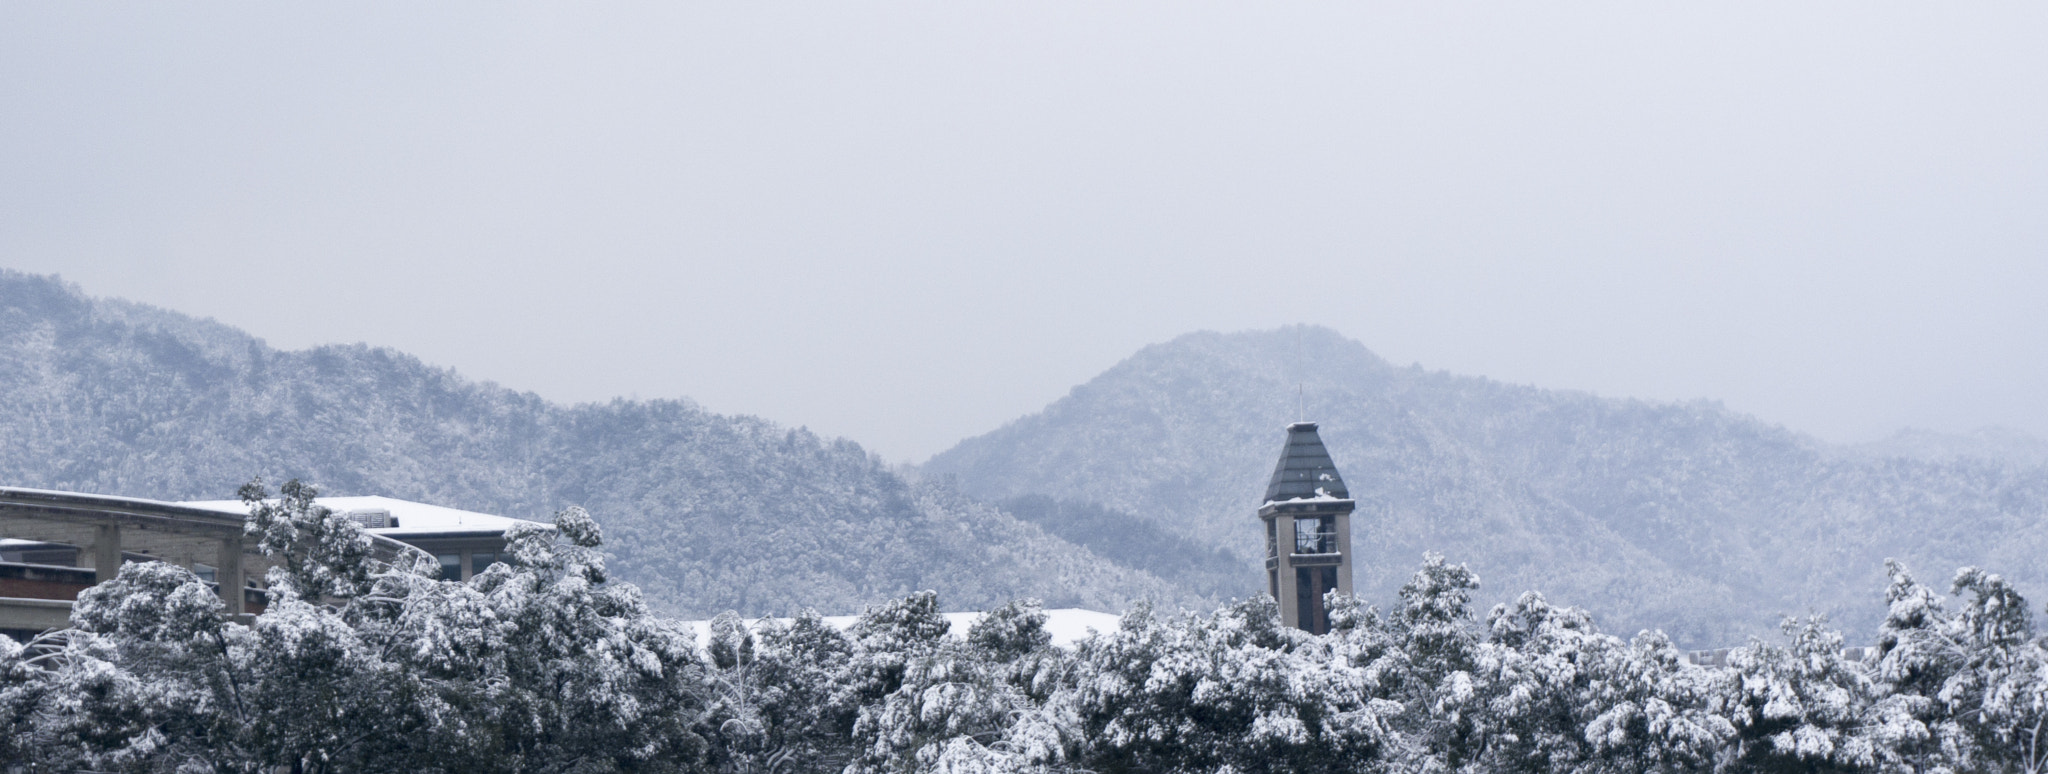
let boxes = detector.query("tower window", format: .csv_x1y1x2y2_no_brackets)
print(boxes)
1293,516,1336,554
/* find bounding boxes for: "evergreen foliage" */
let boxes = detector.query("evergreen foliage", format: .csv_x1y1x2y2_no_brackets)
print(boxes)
10,271,2048,641
9,500,2047,773
8,272,2048,769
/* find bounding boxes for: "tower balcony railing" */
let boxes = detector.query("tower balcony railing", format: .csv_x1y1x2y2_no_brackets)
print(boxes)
1293,530,1338,555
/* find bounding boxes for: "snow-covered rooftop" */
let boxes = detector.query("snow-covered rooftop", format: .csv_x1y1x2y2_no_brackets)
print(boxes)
684,608,1124,650
182,496,542,537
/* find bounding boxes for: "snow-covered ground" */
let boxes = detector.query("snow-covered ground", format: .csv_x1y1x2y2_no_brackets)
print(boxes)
683,608,1124,649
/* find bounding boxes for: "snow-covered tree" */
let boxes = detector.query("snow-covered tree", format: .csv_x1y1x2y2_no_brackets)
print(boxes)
39,560,263,771
1721,615,1889,773
1456,591,1730,774
702,609,793,774
1381,553,1487,771
240,478,387,600
1942,567,2044,773
0,631,48,766
839,591,1075,774
30,482,2048,774
749,606,860,769
1872,561,2048,772
1467,593,1624,772
8,485,716,773
1068,596,1399,774
426,506,710,772
1981,641,2048,774
1577,629,1733,773
1394,553,1483,685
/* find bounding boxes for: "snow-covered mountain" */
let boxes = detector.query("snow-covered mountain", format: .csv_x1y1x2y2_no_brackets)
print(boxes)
13,269,2043,645
922,326,2048,646
1848,426,2048,468
0,270,1185,617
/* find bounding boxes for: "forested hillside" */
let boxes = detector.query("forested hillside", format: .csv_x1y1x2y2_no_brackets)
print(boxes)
14,268,2047,646
0,270,1185,617
923,326,2048,647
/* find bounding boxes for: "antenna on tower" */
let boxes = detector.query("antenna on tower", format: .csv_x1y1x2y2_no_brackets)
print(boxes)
1296,326,1305,422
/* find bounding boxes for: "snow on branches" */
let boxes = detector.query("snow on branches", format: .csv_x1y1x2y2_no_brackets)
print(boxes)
4,487,2047,773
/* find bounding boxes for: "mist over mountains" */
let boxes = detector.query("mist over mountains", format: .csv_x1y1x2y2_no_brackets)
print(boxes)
1848,425,2048,468
0,270,1181,618
924,326,2048,646
7,269,2046,647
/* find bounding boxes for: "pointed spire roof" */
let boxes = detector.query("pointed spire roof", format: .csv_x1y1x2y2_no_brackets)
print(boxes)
1264,422,1350,503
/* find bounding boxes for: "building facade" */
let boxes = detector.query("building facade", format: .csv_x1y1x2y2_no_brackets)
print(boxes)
0,487,286,640
2,488,534,641
183,496,532,583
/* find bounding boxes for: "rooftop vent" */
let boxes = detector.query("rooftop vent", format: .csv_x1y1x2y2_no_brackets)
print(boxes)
344,509,397,529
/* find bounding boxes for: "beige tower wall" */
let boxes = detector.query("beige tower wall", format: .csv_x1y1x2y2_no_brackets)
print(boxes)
1274,514,1300,626
1335,512,1353,599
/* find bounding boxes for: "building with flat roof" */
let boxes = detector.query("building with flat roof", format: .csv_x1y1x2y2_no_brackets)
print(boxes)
1,487,537,641
183,496,538,583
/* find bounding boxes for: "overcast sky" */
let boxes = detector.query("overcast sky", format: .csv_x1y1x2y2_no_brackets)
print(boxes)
4,3,2045,462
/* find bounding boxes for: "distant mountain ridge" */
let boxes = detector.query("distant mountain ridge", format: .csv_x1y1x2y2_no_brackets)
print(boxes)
922,326,2048,647
1848,426,2048,469
15,269,2045,644
0,270,1186,617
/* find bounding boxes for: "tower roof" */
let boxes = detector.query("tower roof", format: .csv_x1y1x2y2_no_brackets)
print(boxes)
1263,421,1350,503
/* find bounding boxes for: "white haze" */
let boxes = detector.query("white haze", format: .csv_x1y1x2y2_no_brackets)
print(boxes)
2,2,2044,462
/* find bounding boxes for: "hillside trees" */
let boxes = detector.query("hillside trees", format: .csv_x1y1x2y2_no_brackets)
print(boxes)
0,270,1192,621
8,480,2048,772
19,272,2048,644
921,326,2048,646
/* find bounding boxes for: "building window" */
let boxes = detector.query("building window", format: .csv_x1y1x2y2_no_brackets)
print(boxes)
471,551,497,576
436,553,462,582
1266,519,1278,559
1293,516,1336,554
